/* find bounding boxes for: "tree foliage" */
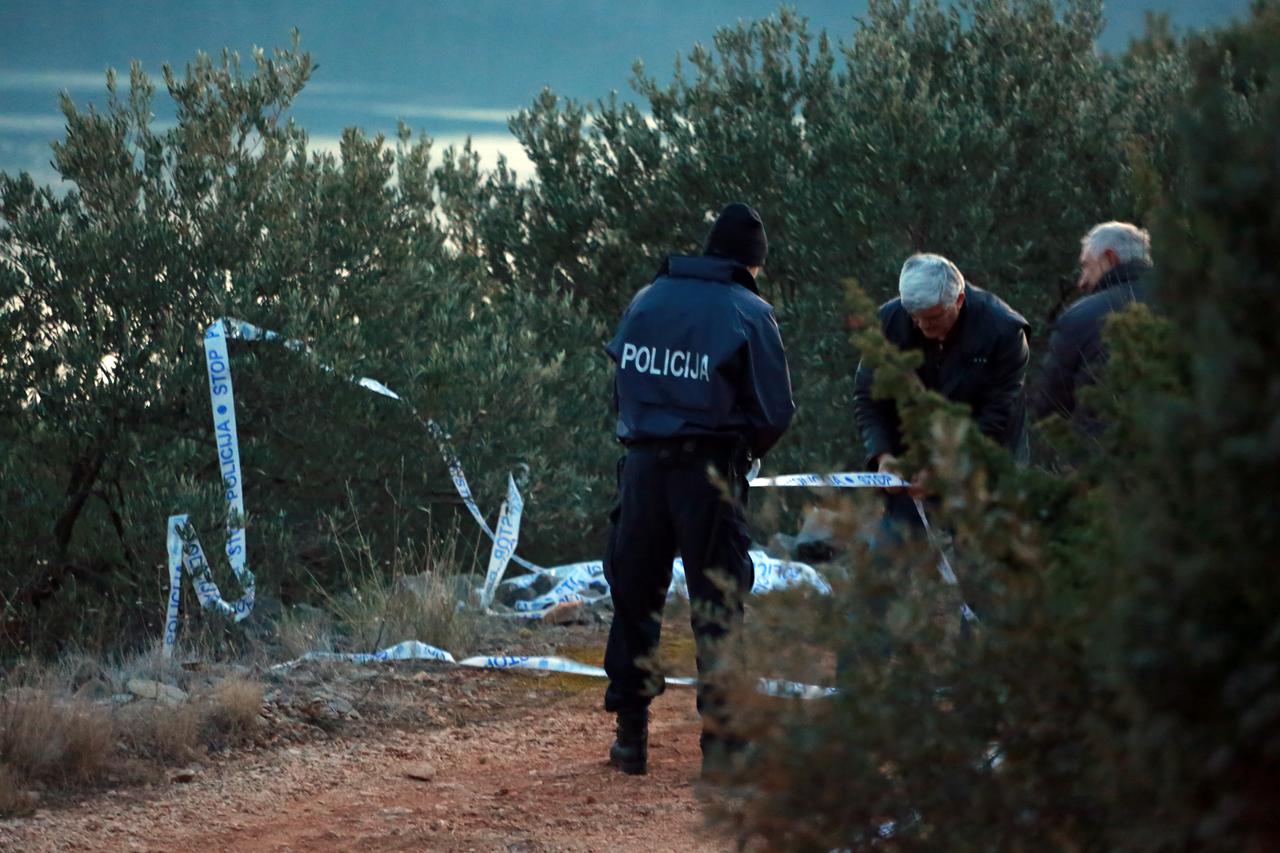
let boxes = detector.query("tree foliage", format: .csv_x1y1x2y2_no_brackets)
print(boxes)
2,5,1277,844
707,4,1280,850
0,34,609,652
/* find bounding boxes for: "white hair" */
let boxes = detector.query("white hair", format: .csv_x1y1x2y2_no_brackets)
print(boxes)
1082,221,1152,265
899,253,965,313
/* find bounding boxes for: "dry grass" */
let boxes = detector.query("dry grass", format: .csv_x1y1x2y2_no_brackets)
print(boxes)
115,701,203,765
206,677,265,740
0,688,114,784
277,605,334,660
0,762,31,814
315,505,479,655
0,668,274,815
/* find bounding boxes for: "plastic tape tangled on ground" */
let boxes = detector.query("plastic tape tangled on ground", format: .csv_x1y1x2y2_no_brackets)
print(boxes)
274,638,837,700
165,317,969,655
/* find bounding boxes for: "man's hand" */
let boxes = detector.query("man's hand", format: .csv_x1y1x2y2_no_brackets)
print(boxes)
877,453,930,497
877,454,907,494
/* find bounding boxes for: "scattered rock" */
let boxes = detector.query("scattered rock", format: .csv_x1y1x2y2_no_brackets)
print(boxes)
290,670,319,686
507,841,542,852
74,678,113,701
394,572,436,603
541,599,586,625
68,659,108,690
127,678,189,705
406,764,436,782
378,806,412,817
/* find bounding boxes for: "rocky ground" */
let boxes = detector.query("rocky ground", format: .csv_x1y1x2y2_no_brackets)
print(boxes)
0,622,740,852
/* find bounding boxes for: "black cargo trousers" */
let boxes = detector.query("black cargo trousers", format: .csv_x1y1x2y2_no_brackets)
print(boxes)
602,437,752,747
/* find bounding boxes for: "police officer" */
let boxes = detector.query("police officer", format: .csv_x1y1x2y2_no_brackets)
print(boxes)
602,202,796,777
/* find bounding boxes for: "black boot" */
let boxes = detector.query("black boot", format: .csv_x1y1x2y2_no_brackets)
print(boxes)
609,708,648,775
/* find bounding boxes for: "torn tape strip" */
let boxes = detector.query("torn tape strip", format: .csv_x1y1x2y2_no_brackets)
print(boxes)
748,471,910,489
163,513,253,656
492,549,830,617
164,321,258,656
222,318,544,573
277,640,828,698
914,497,980,624
480,474,523,608
171,316,964,650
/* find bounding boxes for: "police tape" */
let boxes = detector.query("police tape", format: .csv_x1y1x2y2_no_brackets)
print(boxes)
167,316,834,646
494,549,831,617
166,316,970,651
275,638,837,698
748,471,910,489
914,497,980,624
225,318,547,574
163,323,257,657
480,474,523,608
746,470,977,621
164,317,548,655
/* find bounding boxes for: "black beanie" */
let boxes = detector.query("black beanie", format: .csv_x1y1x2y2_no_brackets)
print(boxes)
704,202,768,268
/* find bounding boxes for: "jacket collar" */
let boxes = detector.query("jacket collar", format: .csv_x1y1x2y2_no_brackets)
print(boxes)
659,254,760,295
1096,260,1152,293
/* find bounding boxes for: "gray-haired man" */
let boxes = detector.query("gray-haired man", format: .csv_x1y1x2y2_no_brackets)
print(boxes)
1034,221,1153,426
853,254,1030,530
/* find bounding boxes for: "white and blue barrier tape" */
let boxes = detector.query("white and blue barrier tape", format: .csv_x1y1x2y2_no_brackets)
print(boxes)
275,638,837,699
479,474,523,609
494,549,832,618
164,315,974,656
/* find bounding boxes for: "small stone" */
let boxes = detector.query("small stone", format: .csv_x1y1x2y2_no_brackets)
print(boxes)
406,764,436,782
75,679,113,701
127,678,188,706
378,806,412,817
541,599,585,625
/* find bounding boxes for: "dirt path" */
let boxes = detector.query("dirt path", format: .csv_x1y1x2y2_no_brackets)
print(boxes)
0,668,735,852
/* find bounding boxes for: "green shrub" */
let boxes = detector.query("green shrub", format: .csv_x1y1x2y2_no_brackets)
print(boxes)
709,4,1280,849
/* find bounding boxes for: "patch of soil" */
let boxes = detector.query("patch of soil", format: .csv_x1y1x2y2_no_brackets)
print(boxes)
0,622,737,852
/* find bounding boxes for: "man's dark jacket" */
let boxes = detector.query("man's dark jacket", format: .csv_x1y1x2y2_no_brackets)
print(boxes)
1033,260,1151,422
853,284,1031,466
606,255,796,458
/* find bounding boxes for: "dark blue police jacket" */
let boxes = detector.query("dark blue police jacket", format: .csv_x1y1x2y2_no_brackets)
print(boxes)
605,255,796,458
